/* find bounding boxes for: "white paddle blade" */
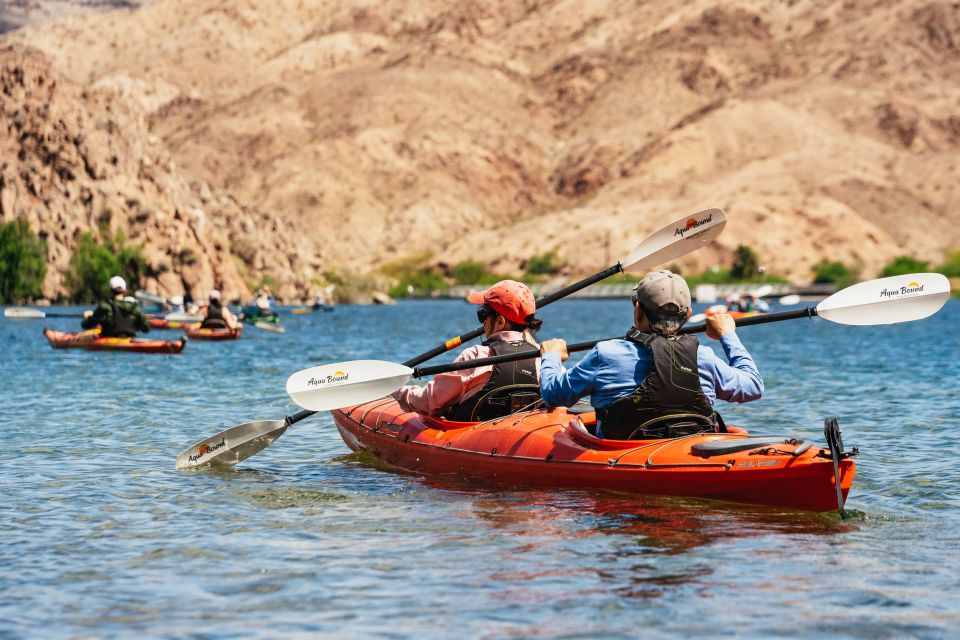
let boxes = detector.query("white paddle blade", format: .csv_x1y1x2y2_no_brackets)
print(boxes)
166,312,204,323
175,419,288,469
778,294,801,305
136,290,167,306
286,360,413,411
4,307,45,318
622,208,726,273
751,285,773,298
816,273,950,325
255,321,285,333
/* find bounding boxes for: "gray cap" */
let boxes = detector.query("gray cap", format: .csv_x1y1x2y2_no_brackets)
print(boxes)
634,270,691,313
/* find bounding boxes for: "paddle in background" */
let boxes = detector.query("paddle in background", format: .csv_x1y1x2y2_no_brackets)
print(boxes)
4,307,84,319
175,208,728,468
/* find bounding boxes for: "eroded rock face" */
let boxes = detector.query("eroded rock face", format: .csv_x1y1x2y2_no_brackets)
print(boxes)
0,44,317,301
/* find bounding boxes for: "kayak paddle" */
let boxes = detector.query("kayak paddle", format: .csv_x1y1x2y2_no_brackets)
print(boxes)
4,307,85,319
175,208,727,468
407,207,727,367
286,272,950,407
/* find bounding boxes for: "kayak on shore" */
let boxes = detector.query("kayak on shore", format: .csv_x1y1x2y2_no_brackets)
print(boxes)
44,328,186,354
184,324,242,341
331,398,856,512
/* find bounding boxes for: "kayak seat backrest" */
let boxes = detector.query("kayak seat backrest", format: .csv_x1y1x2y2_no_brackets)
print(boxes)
691,437,804,458
200,318,229,329
626,413,716,440
472,385,542,421
568,398,595,415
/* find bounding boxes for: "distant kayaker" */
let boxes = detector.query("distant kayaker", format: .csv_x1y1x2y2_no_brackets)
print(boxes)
81,275,150,338
539,270,763,439
394,280,544,420
199,289,238,330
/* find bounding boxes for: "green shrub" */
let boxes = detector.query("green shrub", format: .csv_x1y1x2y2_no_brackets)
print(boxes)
730,245,760,280
880,256,929,277
66,231,147,302
938,250,960,278
685,268,733,287
451,261,515,285
813,260,858,288
388,268,448,298
525,251,561,276
0,219,47,303
451,261,488,285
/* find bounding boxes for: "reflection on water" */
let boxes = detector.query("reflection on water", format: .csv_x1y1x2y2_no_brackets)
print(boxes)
1,300,960,636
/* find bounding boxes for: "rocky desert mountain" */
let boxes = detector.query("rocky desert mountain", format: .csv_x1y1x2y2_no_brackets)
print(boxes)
2,0,959,294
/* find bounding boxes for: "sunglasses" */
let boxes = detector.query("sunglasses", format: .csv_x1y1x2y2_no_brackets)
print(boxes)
476,306,495,323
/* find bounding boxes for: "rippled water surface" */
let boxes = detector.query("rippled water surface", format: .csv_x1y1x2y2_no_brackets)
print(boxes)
2,299,959,638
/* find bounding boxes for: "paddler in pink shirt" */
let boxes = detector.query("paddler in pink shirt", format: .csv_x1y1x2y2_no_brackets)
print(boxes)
394,280,543,420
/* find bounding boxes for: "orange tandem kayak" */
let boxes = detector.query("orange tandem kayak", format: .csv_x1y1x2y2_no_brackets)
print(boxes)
331,399,856,512
44,328,186,354
184,325,242,341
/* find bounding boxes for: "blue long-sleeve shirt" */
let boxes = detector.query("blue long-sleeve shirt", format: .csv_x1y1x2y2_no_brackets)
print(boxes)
540,332,763,412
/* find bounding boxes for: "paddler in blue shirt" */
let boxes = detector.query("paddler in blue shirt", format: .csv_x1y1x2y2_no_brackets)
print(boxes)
538,270,763,439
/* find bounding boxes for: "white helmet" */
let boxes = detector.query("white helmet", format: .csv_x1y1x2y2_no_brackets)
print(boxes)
109,276,126,292
209,289,221,302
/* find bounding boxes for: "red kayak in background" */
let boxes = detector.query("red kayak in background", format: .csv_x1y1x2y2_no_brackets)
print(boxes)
44,328,186,354
331,398,856,512
184,325,242,341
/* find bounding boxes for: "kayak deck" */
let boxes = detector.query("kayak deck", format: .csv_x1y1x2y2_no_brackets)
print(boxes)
331,398,856,512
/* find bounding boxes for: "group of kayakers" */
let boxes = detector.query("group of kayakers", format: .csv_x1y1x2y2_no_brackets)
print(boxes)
82,269,764,439
393,272,763,440
725,293,770,314
82,275,239,338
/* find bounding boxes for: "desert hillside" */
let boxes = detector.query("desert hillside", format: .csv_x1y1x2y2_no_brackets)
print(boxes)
3,0,960,287
0,44,318,300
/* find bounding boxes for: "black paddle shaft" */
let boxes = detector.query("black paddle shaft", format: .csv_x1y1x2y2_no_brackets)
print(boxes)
413,306,820,378
285,264,627,426
402,263,624,369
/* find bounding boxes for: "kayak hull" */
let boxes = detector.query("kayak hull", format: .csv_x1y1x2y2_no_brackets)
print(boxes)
331,399,855,512
44,328,186,354
705,306,764,320
184,325,242,341
147,316,199,330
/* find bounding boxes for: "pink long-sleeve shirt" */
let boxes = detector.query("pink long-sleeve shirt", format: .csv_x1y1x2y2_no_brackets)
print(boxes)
393,331,540,417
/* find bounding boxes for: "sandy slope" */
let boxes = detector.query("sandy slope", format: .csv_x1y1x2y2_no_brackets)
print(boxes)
5,0,960,282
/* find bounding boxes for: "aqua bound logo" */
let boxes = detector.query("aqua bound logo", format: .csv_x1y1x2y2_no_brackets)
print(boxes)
188,438,225,462
307,370,350,387
880,281,924,299
674,213,713,237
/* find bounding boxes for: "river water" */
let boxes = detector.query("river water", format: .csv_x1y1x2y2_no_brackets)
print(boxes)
2,299,958,638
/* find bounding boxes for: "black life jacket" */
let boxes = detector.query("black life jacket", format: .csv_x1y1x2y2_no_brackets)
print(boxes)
444,337,541,422
596,329,714,440
103,299,137,338
201,301,228,329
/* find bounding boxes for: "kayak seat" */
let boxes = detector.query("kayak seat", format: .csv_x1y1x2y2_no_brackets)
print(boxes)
625,413,716,440
691,437,804,458
469,386,542,422
568,398,594,415
200,318,229,329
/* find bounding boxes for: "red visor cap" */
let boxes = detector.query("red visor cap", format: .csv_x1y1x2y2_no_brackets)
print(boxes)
466,280,536,325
